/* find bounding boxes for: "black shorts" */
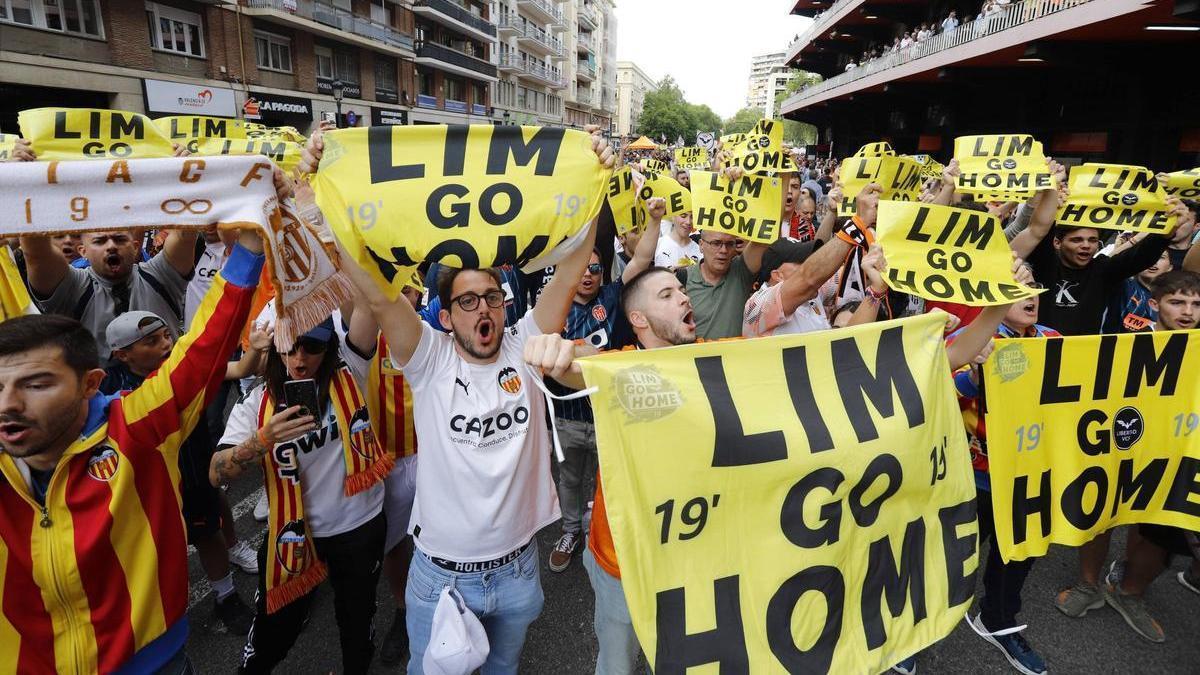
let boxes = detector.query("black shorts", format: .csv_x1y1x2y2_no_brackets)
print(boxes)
1138,524,1200,560
179,419,222,540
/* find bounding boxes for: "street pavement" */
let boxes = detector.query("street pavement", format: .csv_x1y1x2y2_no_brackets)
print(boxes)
185,468,1200,673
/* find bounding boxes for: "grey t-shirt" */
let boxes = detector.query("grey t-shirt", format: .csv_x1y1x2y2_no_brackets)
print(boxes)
686,256,755,340
35,253,189,361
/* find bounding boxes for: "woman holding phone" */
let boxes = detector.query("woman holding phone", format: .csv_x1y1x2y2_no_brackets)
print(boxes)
209,305,389,675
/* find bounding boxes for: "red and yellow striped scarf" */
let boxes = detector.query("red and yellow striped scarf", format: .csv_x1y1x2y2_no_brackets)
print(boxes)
257,367,392,613
367,334,418,459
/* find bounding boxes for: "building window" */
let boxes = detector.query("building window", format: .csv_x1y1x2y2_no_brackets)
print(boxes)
315,45,334,80
0,0,103,37
145,2,204,57
254,31,292,73
334,48,358,84
417,67,435,96
375,57,398,95
444,76,465,102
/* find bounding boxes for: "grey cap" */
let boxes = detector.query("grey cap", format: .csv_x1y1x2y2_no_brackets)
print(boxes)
106,311,168,351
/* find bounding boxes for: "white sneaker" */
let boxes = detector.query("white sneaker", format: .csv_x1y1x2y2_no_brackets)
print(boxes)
227,540,259,575
253,492,269,522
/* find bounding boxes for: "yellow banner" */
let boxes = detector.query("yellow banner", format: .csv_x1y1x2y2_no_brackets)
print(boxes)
195,137,303,174
724,119,797,175
579,313,977,674
1056,163,1176,234
837,156,924,216
246,123,307,143
0,133,17,160
638,171,692,219
1163,168,1200,199
690,170,781,243
154,115,248,146
18,108,176,160
0,248,33,320
675,146,710,171
720,133,748,150
314,125,609,300
877,201,1042,306
909,154,944,179
641,158,669,174
606,165,645,235
854,141,896,158
954,134,1052,200
984,331,1200,561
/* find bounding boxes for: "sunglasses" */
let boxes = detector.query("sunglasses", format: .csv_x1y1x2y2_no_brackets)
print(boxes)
586,263,603,275
285,337,329,356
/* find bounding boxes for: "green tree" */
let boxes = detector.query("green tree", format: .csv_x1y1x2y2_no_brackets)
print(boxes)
635,76,721,143
723,107,762,135
775,71,821,145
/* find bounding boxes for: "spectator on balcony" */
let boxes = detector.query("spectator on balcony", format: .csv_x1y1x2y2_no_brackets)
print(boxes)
942,10,959,33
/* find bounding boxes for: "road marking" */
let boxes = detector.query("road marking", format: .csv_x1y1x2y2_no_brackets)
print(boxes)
188,486,265,609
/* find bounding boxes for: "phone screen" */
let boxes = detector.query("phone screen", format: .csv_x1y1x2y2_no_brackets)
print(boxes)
283,379,320,419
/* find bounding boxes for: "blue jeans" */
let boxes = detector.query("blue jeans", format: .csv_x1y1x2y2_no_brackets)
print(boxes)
583,548,641,675
406,542,544,674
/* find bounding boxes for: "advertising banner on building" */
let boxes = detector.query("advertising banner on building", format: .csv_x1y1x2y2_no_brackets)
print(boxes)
143,79,237,117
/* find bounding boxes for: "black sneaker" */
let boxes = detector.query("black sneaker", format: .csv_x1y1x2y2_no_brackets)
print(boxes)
214,592,254,636
379,607,409,666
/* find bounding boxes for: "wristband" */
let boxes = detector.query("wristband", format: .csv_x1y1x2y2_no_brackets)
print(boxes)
866,285,888,302
257,428,272,448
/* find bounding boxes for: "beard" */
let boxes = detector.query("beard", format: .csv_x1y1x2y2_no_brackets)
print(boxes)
647,314,695,347
453,322,503,360
0,397,82,463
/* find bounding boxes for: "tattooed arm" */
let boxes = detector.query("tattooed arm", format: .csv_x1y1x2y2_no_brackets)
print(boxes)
209,405,316,486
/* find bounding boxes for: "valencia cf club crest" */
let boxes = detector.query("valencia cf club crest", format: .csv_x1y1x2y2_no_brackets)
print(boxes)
276,520,309,574
348,407,379,460
497,367,522,395
86,446,120,482
592,304,607,323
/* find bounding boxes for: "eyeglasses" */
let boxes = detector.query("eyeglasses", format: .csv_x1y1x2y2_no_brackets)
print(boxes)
451,289,505,311
285,337,329,356
586,263,603,275
701,238,738,251
1026,282,1046,290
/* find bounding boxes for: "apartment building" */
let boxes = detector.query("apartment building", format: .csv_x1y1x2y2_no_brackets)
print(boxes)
614,59,652,138
492,0,566,126
561,0,615,132
0,0,500,133
746,50,796,119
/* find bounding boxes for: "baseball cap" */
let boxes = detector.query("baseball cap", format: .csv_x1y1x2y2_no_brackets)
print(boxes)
758,238,822,285
300,317,335,344
106,311,168,351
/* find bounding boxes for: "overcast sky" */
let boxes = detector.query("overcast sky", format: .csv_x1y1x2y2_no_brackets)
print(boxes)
614,0,813,119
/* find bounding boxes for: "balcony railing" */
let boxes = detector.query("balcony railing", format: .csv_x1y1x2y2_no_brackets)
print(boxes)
417,93,438,108
517,0,562,26
785,0,857,61
412,0,497,38
575,90,593,106
577,3,598,30
576,32,592,53
783,0,1094,110
498,51,523,71
576,62,595,80
523,59,563,86
496,10,521,34
519,22,563,55
416,40,498,78
472,103,487,115
246,0,414,50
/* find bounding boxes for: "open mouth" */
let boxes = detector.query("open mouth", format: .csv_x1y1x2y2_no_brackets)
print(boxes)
0,421,32,444
682,309,696,331
104,253,123,272
477,318,496,346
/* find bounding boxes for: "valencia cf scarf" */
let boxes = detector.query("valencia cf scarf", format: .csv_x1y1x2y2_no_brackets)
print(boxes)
258,367,392,613
366,334,418,460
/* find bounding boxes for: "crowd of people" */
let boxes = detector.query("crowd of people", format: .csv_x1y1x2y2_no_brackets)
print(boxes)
0,120,1197,675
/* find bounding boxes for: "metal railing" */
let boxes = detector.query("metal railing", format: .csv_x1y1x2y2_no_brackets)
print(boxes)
496,10,521,32
520,22,563,54
576,32,592,52
785,0,857,59
576,62,595,79
246,0,413,49
575,89,593,105
524,59,563,85
412,0,497,37
517,0,562,24
415,40,498,78
785,0,1093,108
577,2,598,28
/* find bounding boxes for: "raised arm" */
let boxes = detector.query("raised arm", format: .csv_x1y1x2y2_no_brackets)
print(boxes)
161,229,200,278
620,197,665,283
815,181,841,243
944,260,1034,370
778,237,852,314
18,235,69,298
1009,159,1066,259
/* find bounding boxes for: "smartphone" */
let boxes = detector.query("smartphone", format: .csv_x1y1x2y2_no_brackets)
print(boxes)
283,379,320,419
